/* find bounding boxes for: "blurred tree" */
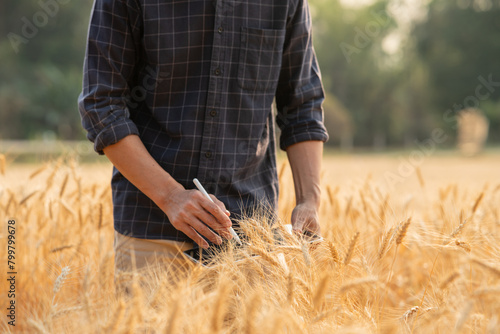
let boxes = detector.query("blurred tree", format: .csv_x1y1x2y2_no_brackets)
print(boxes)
413,0,500,143
322,92,353,150
0,0,93,139
311,0,409,147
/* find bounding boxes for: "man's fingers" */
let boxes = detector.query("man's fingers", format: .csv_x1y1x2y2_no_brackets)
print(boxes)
209,195,225,210
291,206,321,236
307,222,321,236
199,195,232,228
165,189,234,247
194,210,232,240
210,195,231,217
189,219,223,245
301,216,321,235
291,211,306,233
180,225,209,249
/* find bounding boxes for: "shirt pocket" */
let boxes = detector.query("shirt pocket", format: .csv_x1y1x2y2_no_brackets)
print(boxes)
238,27,286,92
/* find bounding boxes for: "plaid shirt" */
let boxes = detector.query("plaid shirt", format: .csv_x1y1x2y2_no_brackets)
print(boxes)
78,0,328,241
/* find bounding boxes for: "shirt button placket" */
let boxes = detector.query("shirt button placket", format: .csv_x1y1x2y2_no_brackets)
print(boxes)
199,5,224,182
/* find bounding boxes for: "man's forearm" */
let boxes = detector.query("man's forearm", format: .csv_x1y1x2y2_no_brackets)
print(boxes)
102,134,232,247
102,135,183,208
286,141,323,208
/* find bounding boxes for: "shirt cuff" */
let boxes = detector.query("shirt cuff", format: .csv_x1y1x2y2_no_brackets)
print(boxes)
92,117,140,155
280,125,329,151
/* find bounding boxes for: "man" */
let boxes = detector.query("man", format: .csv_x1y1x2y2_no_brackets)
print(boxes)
78,0,328,273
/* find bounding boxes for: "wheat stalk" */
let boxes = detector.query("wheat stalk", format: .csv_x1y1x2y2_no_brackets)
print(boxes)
19,190,39,206
396,218,411,245
313,274,330,310
104,300,125,333
301,243,312,267
27,318,50,334
249,245,281,268
386,218,412,303
379,194,390,223
4,191,14,214
164,295,182,334
29,164,48,179
211,283,230,333
473,286,500,296
50,245,74,253
439,272,460,290
416,167,425,189
59,173,69,198
455,300,474,332
343,231,360,266
52,266,70,305
402,306,420,322
472,192,484,214
327,241,340,264
455,239,471,253
294,276,313,296
378,226,395,260
46,159,62,190
471,258,500,277
312,307,341,323
286,273,294,303
245,293,261,334
339,276,378,294
344,196,353,217
326,185,337,205
97,203,103,230
0,154,6,175
50,306,83,318
450,218,468,239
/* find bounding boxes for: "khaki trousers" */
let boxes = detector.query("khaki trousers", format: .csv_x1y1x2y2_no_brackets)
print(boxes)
114,231,194,290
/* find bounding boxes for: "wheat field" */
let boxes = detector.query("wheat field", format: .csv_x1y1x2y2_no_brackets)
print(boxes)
1,152,500,333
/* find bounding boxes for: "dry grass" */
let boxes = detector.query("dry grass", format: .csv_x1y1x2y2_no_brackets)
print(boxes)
1,153,500,333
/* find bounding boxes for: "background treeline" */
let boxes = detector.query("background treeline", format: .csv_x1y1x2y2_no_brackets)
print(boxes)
1,0,499,149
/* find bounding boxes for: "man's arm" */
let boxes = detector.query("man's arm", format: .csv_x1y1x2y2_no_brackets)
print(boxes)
103,135,232,249
275,0,328,235
78,1,232,248
286,140,323,235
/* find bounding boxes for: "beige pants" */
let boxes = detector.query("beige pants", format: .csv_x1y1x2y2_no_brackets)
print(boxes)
114,231,194,290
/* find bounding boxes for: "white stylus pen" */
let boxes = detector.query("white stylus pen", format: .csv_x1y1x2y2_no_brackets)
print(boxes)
193,178,242,245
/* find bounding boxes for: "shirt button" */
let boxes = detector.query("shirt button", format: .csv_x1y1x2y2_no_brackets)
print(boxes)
210,109,217,117
205,151,212,159
214,68,221,76
218,26,224,33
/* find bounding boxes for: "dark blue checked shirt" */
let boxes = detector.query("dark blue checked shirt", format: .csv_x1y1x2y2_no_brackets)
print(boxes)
78,0,328,241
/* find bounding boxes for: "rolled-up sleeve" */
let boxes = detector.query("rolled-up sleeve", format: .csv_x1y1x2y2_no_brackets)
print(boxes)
78,0,141,154
275,0,329,151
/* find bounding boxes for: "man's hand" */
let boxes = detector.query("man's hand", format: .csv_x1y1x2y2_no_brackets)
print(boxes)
291,201,321,236
103,135,233,248
159,188,232,249
286,140,323,236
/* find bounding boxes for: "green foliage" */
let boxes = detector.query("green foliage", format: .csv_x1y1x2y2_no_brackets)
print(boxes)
310,0,500,147
0,0,93,139
414,0,500,110
481,100,500,142
312,0,410,147
411,0,500,145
